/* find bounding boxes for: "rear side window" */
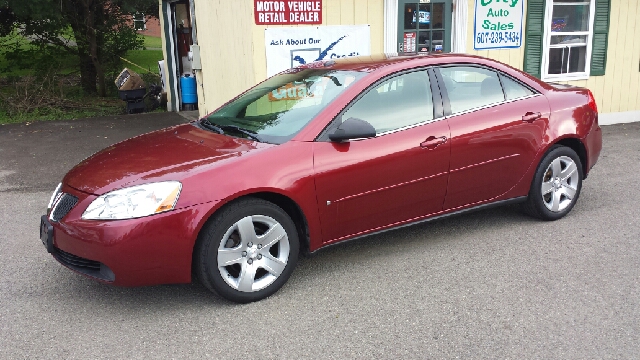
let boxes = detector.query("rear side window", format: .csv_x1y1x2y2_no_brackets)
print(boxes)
499,74,535,100
342,70,434,134
439,66,504,114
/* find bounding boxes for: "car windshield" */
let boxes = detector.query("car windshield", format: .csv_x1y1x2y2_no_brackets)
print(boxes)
203,68,367,144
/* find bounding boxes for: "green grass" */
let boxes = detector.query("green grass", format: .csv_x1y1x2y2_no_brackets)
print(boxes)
142,35,162,49
0,32,165,124
0,102,124,124
121,49,163,74
0,33,37,76
0,31,79,76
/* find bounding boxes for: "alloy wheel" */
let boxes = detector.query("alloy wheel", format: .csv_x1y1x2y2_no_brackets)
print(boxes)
217,215,290,292
540,155,579,212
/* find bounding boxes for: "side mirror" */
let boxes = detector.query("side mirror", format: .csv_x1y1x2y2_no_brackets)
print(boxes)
328,117,376,142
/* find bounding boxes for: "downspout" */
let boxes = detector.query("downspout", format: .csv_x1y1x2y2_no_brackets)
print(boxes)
161,0,180,112
189,0,198,44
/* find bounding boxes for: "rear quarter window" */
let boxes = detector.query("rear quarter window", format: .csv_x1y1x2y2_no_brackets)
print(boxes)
439,66,505,114
500,74,535,100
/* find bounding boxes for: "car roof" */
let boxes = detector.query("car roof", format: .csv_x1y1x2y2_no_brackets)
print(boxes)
300,53,490,72
304,53,551,93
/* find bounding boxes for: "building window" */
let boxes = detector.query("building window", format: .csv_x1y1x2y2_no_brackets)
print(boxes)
133,12,146,31
542,0,595,80
523,0,610,80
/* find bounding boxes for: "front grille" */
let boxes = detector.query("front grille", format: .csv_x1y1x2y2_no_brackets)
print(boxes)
50,193,78,222
53,248,115,282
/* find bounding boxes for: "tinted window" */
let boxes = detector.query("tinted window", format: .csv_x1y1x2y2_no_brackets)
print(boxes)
342,70,434,134
500,74,535,100
439,66,505,114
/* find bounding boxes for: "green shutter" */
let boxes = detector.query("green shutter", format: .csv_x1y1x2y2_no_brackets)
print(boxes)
523,0,546,79
590,0,611,76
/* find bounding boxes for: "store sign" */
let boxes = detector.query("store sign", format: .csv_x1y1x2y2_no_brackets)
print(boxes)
473,0,523,50
265,25,371,77
254,1,322,25
403,32,416,53
413,11,430,24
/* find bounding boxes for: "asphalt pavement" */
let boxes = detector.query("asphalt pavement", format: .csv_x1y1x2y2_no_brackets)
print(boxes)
1,113,639,359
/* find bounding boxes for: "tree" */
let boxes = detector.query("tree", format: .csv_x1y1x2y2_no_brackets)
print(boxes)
0,4,16,37
119,0,159,19
4,0,157,96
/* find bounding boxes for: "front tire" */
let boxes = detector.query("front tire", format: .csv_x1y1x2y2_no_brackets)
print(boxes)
523,146,583,221
194,198,299,303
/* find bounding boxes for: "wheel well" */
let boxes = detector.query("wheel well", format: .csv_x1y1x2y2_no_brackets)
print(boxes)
554,138,588,178
199,192,310,256
191,192,312,280
249,192,310,254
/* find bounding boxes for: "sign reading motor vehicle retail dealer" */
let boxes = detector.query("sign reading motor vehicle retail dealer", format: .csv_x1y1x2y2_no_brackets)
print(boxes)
254,1,322,25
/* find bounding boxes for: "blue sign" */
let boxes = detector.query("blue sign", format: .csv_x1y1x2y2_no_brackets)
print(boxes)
413,11,431,24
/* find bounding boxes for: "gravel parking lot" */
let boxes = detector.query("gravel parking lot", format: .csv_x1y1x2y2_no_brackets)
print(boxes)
1,114,638,359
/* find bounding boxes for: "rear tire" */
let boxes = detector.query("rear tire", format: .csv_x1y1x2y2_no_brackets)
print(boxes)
523,146,583,221
194,198,299,303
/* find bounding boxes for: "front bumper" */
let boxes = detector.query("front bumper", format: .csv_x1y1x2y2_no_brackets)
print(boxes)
43,185,218,287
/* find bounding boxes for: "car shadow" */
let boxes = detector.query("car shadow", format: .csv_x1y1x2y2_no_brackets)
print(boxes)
56,203,534,308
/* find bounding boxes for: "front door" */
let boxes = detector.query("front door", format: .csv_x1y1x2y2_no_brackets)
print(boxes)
313,69,451,243
398,0,453,53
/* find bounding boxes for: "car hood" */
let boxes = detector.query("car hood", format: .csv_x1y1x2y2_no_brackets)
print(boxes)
64,123,272,195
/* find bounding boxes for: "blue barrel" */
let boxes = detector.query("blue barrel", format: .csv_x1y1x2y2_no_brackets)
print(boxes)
180,75,197,104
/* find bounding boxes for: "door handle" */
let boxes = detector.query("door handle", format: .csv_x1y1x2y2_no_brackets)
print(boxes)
420,136,447,149
522,112,541,122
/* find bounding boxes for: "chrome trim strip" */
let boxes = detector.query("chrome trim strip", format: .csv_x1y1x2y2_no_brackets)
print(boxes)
47,183,62,213
445,94,543,118
334,171,448,203
352,93,543,140
48,192,65,221
376,116,447,137
347,116,447,141
450,153,521,173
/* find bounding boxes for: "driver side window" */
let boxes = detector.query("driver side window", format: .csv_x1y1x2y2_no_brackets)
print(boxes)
342,70,434,134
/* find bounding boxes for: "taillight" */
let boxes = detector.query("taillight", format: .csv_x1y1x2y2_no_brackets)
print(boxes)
587,90,598,113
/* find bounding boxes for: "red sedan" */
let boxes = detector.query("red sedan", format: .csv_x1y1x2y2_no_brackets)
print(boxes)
41,54,602,303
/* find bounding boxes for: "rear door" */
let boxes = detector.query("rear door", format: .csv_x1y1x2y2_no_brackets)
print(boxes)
435,65,550,210
313,69,451,243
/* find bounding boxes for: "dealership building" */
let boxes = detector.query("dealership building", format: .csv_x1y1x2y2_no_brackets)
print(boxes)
158,0,637,125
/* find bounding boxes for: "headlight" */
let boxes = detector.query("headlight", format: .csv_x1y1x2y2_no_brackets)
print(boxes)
47,183,62,212
82,181,182,220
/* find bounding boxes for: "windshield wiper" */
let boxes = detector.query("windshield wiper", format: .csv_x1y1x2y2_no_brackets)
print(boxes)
199,118,224,134
201,118,263,142
217,124,263,142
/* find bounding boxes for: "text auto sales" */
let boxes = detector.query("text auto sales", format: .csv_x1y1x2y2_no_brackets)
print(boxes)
256,1,321,23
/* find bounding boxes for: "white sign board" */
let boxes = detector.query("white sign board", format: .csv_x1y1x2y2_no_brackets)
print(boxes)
265,25,371,77
474,0,523,50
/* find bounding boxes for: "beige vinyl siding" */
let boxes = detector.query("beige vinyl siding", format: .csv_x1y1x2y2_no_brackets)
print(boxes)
193,1,256,115
594,0,639,114
191,0,638,116
196,0,384,117
465,0,640,114
565,0,640,114
465,1,526,70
